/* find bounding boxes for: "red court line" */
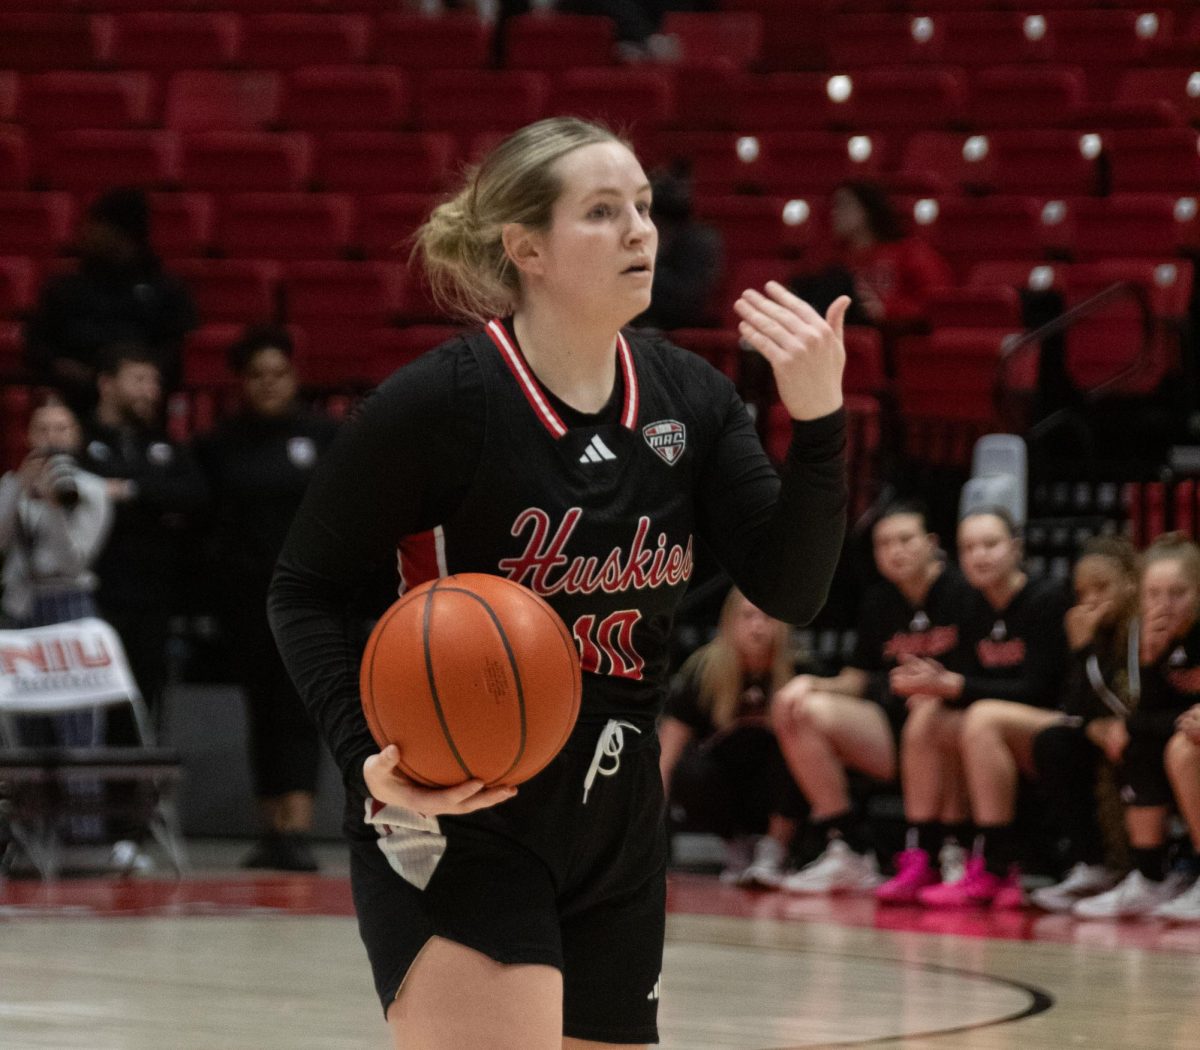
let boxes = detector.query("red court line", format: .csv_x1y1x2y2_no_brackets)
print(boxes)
2,871,1199,955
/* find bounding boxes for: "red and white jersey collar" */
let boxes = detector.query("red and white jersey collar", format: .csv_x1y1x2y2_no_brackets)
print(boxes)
485,318,639,439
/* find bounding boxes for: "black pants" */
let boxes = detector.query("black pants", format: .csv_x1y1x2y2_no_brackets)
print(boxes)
668,724,804,839
1032,722,1107,868
224,583,321,798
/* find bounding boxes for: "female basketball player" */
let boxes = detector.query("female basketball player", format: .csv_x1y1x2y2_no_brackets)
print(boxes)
269,117,849,1049
658,587,801,887
921,537,1137,909
876,507,1069,903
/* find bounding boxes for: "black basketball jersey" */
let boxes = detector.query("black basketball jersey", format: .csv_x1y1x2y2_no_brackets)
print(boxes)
270,321,847,796
397,319,701,724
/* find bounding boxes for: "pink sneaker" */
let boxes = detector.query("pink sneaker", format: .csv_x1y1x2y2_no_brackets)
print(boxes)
917,857,1025,908
876,848,939,904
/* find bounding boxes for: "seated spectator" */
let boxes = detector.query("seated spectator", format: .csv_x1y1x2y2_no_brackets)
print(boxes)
659,587,802,887
876,507,1070,904
792,180,951,330
1028,538,1140,911
771,500,973,894
24,187,197,414
631,163,723,332
194,327,339,872
1074,534,1200,920
0,396,112,629
923,537,1138,909
80,342,207,731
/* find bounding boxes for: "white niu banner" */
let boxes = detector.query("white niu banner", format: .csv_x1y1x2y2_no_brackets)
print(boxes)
0,618,138,713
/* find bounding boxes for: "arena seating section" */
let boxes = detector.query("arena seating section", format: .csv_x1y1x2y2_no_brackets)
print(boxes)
0,2,1197,544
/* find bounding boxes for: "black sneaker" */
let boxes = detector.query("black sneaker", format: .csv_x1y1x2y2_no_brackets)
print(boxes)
241,832,319,873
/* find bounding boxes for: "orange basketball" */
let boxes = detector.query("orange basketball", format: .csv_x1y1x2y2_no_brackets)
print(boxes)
360,573,582,788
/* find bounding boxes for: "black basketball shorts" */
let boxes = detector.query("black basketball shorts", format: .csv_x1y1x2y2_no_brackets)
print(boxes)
349,719,667,1045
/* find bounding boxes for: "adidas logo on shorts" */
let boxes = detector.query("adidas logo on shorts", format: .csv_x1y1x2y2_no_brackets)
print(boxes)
647,974,661,1001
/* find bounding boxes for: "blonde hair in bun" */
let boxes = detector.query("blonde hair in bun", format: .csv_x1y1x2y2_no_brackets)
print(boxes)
413,117,627,323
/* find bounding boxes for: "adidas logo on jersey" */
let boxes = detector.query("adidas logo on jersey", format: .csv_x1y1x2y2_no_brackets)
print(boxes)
647,975,661,1001
579,434,617,464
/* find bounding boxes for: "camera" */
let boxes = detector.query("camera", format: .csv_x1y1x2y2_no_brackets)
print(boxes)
41,449,80,510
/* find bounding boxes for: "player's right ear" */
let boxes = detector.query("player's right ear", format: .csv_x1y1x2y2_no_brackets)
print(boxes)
501,222,545,277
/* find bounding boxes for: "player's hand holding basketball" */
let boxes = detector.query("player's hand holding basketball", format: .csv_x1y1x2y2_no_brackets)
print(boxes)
734,281,849,421
364,745,516,816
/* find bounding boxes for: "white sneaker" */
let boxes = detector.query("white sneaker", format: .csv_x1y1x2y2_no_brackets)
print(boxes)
1031,863,1119,913
781,839,881,895
1072,870,1187,919
718,835,755,884
1152,876,1200,922
738,836,787,888
939,842,967,884
110,839,154,874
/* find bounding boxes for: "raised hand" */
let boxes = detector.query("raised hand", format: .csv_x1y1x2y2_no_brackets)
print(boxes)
733,282,848,421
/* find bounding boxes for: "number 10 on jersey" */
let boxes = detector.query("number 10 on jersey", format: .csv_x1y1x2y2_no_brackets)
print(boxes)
572,610,645,681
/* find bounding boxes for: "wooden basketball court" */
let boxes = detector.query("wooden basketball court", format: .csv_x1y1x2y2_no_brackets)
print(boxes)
2,847,1198,1049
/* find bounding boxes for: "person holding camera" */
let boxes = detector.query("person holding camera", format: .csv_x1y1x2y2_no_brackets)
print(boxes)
0,397,112,630
0,396,113,774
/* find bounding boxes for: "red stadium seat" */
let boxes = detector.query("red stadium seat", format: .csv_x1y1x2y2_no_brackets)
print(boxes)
164,72,282,133
355,193,439,262
827,15,943,68
654,131,758,195
719,256,800,329
896,329,1014,424
967,66,1086,130
661,12,763,69
926,286,1024,330
967,260,1066,295
373,14,492,71
39,130,179,192
732,74,836,132
0,72,14,122
720,0,827,71
282,261,406,327
172,259,281,325
922,196,1047,272
0,131,30,191
107,13,240,70
0,15,103,71
369,325,462,382
241,15,371,69
0,193,75,257
21,72,153,130
842,326,887,397
282,67,410,131
1066,195,1197,260
149,193,215,258
939,13,1052,66
1105,129,1200,195
841,68,967,131
754,132,884,195
1044,10,1165,66
694,195,813,260
415,70,548,135
0,257,36,320
900,133,986,195
668,63,742,131
977,130,1102,197
284,262,410,378
182,323,243,388
1065,259,1193,320
667,329,739,379
314,132,454,194
548,68,674,137
180,132,312,192
504,14,614,71
215,193,355,260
